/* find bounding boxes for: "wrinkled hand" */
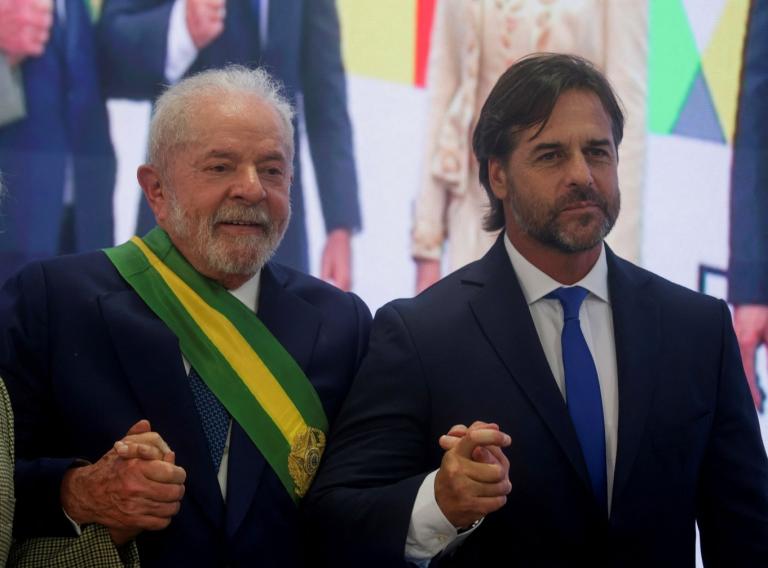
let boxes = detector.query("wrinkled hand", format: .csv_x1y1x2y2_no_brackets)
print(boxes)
415,259,440,295
60,420,186,546
434,421,511,529
321,228,352,291
0,0,53,66
733,304,768,410
186,0,226,49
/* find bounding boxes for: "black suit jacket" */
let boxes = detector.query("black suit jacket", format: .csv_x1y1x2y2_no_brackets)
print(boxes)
307,238,768,567
0,251,371,567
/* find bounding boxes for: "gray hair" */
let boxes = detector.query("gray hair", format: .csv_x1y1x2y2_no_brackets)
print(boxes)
148,65,296,175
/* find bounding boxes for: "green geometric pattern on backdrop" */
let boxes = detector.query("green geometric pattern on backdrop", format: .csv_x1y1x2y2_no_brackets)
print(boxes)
648,0,701,134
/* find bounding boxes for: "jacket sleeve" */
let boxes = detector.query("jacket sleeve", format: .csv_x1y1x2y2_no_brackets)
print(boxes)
97,0,174,100
300,0,361,233
696,300,768,564
729,0,768,304
0,265,81,538
304,303,432,567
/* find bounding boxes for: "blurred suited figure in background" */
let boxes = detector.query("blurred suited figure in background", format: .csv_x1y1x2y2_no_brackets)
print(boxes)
0,0,116,286
98,0,361,290
729,0,768,413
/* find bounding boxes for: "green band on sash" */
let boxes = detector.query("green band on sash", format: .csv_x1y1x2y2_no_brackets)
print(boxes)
104,228,328,503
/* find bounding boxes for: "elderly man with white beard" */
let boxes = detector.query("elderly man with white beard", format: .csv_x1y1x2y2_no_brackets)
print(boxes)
0,65,371,567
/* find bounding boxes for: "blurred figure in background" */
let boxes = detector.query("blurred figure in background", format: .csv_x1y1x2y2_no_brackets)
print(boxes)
0,0,116,286
412,0,647,293
98,0,361,290
729,0,768,413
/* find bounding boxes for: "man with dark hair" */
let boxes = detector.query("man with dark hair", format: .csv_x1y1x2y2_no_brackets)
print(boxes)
306,53,768,567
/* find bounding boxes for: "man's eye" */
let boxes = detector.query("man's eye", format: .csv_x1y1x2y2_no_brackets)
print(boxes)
587,148,609,158
538,151,559,161
207,163,230,173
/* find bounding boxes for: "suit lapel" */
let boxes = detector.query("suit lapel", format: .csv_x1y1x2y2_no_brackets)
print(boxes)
225,263,321,538
98,289,225,529
607,250,660,506
467,240,592,490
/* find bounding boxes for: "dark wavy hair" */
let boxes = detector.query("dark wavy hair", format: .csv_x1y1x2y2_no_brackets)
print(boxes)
472,53,625,231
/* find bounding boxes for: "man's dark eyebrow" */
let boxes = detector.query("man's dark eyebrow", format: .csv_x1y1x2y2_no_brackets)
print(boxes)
529,142,564,153
586,138,612,147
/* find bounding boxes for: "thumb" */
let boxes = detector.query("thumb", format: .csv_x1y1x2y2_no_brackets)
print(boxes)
125,419,151,437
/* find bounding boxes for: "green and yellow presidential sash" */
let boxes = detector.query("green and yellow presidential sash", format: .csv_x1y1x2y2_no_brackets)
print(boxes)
104,228,328,503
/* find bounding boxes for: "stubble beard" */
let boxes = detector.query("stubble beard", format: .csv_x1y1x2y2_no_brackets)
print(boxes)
508,181,620,253
166,192,290,277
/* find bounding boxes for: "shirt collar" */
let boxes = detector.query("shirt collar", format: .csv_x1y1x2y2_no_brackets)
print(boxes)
227,270,262,313
503,234,610,305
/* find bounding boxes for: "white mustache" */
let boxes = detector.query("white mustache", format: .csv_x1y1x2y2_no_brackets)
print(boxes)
213,206,272,226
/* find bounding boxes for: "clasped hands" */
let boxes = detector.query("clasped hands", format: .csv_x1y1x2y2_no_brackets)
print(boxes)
434,421,512,530
60,419,186,546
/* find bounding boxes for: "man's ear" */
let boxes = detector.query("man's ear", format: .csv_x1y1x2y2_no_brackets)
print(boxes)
488,158,509,200
137,164,168,225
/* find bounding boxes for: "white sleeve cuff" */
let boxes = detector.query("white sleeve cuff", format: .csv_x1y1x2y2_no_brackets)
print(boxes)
62,507,83,536
405,470,458,562
405,470,484,564
165,0,198,84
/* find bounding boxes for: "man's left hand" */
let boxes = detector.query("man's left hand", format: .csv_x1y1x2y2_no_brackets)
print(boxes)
321,228,352,291
733,304,768,410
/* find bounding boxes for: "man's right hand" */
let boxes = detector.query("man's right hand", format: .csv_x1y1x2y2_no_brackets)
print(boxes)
186,0,226,49
733,304,768,410
0,0,53,66
60,420,186,546
434,422,511,529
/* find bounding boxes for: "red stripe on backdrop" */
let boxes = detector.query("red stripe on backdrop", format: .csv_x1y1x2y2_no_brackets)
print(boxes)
414,0,437,87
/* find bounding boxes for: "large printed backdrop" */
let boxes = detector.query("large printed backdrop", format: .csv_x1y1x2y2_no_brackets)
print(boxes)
107,5,766,548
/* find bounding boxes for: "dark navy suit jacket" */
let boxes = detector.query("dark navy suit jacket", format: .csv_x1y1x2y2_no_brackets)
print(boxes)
0,251,371,567
97,0,361,272
730,0,768,304
0,0,116,285
307,238,768,567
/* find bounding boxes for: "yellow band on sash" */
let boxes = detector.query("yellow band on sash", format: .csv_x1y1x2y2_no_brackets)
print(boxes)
130,237,307,443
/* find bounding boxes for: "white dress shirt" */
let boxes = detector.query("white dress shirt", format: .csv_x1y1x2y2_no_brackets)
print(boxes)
405,235,619,562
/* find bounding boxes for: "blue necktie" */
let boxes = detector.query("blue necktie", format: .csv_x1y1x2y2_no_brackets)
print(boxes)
188,368,230,470
547,286,607,510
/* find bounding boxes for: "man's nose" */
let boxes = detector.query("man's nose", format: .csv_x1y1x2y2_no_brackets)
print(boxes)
231,166,267,201
564,153,594,188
